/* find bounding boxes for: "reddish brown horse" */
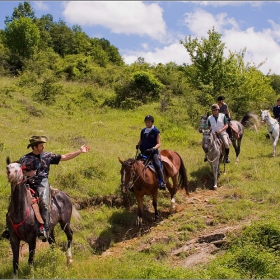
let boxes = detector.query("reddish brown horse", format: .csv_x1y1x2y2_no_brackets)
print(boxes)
119,149,188,230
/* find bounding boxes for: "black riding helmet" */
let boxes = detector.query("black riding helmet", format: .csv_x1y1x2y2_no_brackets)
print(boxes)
144,115,154,123
217,96,225,101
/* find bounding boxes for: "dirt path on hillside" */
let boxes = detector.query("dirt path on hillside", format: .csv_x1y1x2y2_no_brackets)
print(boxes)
100,186,251,268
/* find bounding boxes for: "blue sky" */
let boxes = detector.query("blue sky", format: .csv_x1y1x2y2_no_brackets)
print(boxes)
1,1,280,74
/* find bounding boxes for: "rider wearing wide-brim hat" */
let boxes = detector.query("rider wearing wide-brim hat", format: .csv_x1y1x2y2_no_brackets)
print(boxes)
2,135,90,241
206,104,231,164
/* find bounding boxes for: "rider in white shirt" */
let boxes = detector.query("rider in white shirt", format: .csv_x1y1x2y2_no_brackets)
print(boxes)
207,104,231,163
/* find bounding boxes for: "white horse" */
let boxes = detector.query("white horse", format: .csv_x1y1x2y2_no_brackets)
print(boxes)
201,129,226,190
261,109,280,157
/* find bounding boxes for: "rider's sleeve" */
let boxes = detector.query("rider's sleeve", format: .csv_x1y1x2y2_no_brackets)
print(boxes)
224,115,228,124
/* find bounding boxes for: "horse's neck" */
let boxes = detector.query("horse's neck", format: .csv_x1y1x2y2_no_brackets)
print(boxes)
135,160,150,180
267,115,277,125
10,183,29,216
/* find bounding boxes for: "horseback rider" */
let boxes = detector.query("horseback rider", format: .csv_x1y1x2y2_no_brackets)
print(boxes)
2,136,90,241
206,104,231,164
265,98,280,139
136,115,166,190
273,98,280,121
217,96,234,141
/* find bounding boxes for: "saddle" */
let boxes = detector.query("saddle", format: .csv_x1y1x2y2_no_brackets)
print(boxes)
137,153,178,177
27,186,59,225
229,122,240,139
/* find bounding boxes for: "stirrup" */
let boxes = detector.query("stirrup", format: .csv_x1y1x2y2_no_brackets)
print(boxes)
159,182,166,190
37,227,47,240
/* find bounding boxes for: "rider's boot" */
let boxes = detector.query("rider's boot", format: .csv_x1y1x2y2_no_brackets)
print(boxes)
157,167,166,190
204,156,208,162
38,224,47,241
38,200,49,241
225,148,230,163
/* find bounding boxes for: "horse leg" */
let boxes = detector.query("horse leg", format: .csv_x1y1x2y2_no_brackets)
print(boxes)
60,222,73,265
10,238,20,279
169,176,178,214
28,239,36,279
48,228,56,244
272,137,278,157
152,193,159,223
210,162,218,190
135,195,144,229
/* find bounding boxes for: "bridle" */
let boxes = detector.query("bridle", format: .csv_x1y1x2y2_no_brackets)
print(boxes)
121,159,148,192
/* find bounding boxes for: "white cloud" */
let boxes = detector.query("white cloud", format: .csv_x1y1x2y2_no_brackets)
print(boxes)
183,8,239,37
122,43,191,65
122,8,280,75
62,1,166,41
192,1,264,8
224,28,280,74
33,1,49,12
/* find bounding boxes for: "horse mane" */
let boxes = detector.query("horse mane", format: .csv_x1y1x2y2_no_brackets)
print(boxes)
124,158,136,167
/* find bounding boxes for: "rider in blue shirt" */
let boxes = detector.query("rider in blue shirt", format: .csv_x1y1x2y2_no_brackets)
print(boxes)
136,115,166,190
273,98,280,121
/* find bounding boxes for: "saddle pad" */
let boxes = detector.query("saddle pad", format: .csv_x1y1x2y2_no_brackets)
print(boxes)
231,123,240,139
161,155,178,176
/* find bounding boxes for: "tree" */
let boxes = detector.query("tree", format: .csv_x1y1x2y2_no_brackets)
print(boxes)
270,74,280,95
180,27,225,96
5,1,35,24
4,17,40,71
49,19,75,57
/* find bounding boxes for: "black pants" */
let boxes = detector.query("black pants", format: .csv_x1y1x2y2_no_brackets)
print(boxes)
143,150,165,183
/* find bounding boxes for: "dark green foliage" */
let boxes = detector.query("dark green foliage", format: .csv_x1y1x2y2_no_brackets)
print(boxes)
270,74,280,95
113,71,163,108
4,1,35,24
34,76,63,104
4,17,40,72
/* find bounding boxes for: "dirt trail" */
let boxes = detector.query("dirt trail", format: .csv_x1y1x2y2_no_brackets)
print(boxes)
100,187,250,268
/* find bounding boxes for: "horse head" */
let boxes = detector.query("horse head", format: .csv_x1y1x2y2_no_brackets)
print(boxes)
260,109,271,124
199,114,209,133
6,158,24,185
202,129,212,153
119,157,136,193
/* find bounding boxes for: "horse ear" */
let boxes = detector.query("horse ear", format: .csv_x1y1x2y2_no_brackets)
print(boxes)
6,156,11,165
118,157,124,164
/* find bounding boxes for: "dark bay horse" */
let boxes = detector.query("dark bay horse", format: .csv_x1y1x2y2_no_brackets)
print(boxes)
202,129,225,190
199,113,259,162
118,149,188,230
6,157,80,278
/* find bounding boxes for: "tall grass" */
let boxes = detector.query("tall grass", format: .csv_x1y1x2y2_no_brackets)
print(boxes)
1,76,280,278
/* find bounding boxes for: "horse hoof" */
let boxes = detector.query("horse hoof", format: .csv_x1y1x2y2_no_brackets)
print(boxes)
213,186,218,191
67,259,73,266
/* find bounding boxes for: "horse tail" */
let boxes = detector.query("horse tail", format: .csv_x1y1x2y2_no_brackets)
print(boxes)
175,152,189,194
72,205,82,221
241,113,260,132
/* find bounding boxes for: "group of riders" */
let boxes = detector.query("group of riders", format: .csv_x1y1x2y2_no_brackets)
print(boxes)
3,96,280,241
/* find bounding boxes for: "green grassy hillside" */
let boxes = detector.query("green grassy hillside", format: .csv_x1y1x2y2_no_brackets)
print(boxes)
1,76,280,279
